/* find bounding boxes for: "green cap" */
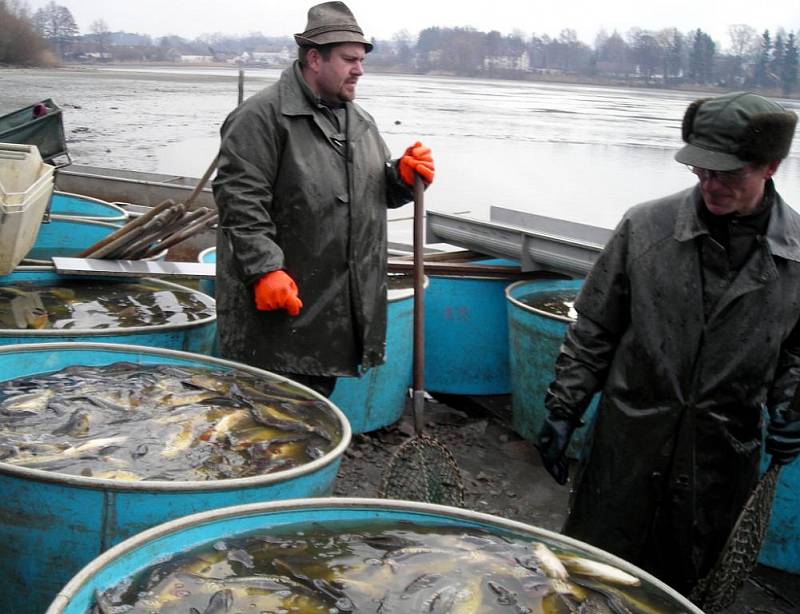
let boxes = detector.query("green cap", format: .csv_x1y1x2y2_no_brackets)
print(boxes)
674,91,797,170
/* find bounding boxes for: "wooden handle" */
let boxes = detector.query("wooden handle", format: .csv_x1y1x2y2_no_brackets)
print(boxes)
78,198,176,257
412,175,425,394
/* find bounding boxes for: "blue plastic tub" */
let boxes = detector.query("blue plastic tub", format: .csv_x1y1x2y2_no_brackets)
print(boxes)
759,460,800,573
424,259,520,395
330,282,415,433
50,191,128,224
0,266,216,354
198,245,216,298
506,278,598,459
24,216,120,263
45,497,703,614
23,217,167,264
0,342,351,614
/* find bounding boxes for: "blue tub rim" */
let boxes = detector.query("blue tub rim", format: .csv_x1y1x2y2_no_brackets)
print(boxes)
198,246,216,264
44,496,704,614
50,190,129,223
505,278,581,324
23,219,167,264
0,341,351,492
0,266,216,336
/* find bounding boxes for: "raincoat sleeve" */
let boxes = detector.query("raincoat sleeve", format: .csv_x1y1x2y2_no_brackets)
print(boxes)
212,103,284,286
767,316,800,421
544,216,632,422
385,158,416,208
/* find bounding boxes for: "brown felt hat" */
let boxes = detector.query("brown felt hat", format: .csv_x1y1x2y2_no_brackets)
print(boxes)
674,91,797,170
294,2,373,52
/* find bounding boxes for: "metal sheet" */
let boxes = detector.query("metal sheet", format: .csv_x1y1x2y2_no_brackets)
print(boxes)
490,206,613,245
425,209,609,277
52,257,215,279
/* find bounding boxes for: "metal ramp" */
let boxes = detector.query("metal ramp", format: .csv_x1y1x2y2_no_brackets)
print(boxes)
426,206,612,277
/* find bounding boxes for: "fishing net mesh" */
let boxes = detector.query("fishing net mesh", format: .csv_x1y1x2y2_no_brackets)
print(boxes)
689,463,782,613
379,433,465,507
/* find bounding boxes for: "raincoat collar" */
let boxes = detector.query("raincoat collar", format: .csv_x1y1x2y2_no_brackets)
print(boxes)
279,61,372,143
673,181,800,264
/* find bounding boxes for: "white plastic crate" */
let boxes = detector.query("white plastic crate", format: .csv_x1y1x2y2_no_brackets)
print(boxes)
0,143,55,275
0,143,55,205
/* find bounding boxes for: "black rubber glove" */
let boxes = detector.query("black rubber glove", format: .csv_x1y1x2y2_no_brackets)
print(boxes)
766,417,800,466
534,411,577,485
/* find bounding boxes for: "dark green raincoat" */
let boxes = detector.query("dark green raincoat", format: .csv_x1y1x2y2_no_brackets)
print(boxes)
212,62,412,376
546,183,800,593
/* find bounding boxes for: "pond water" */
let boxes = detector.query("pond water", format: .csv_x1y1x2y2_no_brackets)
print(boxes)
1,66,798,240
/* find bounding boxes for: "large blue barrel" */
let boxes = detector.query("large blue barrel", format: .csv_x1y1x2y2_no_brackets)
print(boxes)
330,282,415,433
0,267,216,354
0,342,351,614
760,460,800,573
424,259,519,394
46,497,703,614
50,191,128,224
506,279,598,458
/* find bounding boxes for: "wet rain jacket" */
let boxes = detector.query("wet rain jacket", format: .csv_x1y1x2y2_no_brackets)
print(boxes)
546,183,800,592
212,62,412,376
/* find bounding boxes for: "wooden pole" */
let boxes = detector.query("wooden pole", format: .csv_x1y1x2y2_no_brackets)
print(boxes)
238,66,244,106
77,198,175,258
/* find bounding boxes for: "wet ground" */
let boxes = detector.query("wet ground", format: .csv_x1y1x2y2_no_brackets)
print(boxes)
333,393,800,613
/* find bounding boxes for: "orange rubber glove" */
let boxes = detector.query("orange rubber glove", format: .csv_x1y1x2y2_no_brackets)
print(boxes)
398,141,435,186
253,270,303,316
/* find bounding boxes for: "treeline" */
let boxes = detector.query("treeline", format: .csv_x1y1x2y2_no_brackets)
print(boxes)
368,25,799,95
3,1,799,96
0,0,53,65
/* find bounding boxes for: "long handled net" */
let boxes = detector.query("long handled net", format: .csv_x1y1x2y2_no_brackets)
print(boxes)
379,175,464,508
689,462,782,612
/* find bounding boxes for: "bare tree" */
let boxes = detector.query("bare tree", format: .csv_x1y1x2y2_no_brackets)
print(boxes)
728,24,757,57
32,1,78,58
0,0,51,65
90,18,111,56
392,29,414,65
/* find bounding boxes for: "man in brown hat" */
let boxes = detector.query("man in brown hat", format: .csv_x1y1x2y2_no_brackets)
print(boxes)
535,92,800,597
212,2,433,396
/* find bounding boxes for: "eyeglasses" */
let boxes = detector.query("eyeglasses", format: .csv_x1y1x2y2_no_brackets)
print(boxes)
687,165,755,187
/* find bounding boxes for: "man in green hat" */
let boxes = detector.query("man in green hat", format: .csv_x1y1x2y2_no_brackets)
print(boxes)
535,92,800,595
212,2,434,396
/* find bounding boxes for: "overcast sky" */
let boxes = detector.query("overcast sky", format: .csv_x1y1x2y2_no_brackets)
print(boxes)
25,0,799,50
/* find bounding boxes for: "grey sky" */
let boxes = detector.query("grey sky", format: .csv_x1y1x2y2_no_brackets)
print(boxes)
24,0,799,50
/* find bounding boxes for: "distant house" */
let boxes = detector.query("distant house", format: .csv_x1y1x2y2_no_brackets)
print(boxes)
232,47,291,66
84,52,112,62
180,55,214,63
484,51,531,71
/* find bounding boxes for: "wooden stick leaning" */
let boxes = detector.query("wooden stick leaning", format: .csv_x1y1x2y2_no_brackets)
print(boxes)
123,208,211,259
116,205,189,259
88,203,184,259
77,198,176,258
141,211,218,258
136,207,212,253
184,156,218,211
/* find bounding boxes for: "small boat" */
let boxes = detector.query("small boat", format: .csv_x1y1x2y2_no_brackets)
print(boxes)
55,163,215,210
